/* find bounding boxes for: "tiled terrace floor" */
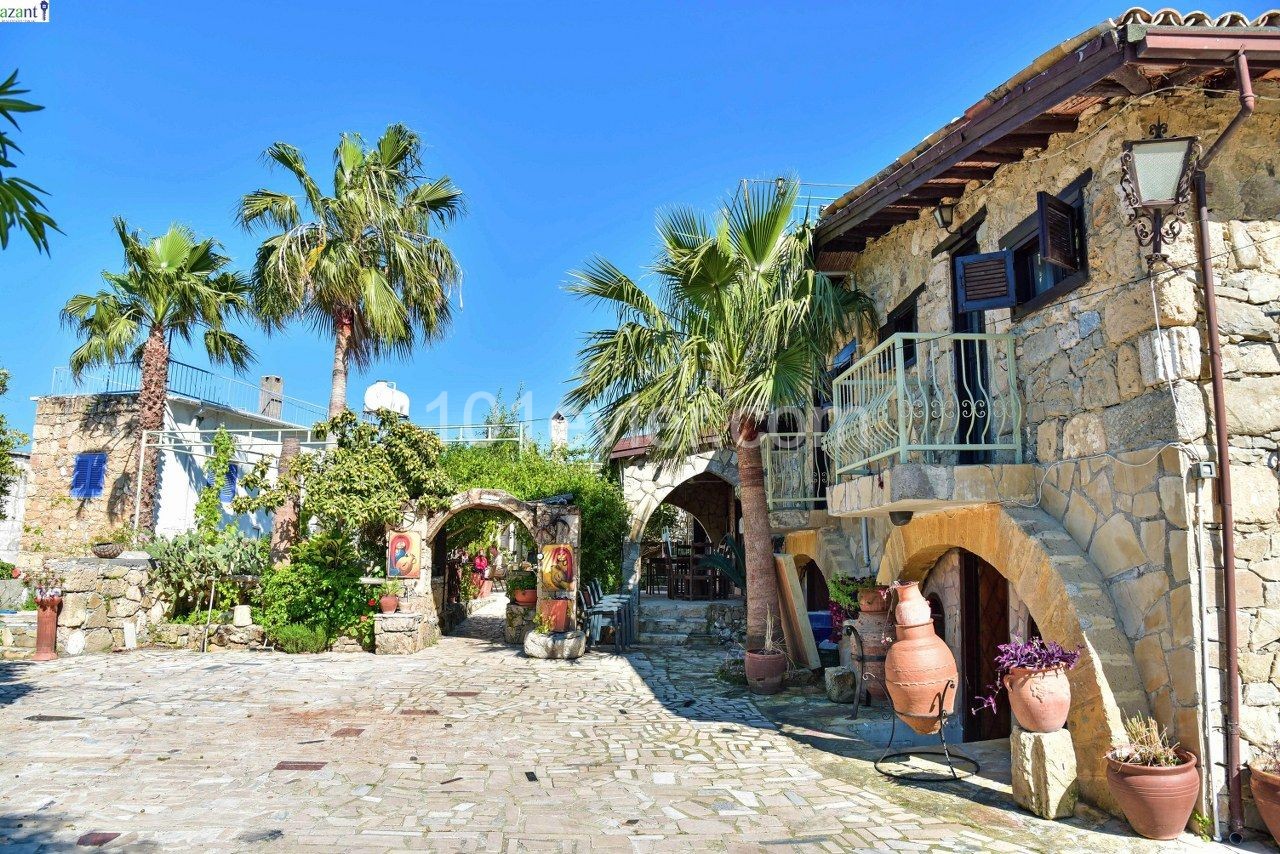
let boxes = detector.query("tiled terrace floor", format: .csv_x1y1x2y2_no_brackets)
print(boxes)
0,596,1241,851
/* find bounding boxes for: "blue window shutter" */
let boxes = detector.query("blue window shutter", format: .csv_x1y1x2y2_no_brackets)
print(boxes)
219,464,239,502
955,251,1017,313
70,452,107,499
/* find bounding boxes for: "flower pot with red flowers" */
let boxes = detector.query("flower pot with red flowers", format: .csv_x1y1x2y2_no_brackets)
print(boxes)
1250,742,1280,845
377,580,402,614
1106,714,1200,840
744,611,789,695
507,569,537,607
974,636,1081,733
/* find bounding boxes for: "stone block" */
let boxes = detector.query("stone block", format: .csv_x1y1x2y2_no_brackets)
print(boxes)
824,666,858,703
232,605,252,628
523,630,586,659
1137,326,1201,387
1062,412,1105,458
1010,725,1079,820
375,631,418,656
1225,376,1280,436
1232,465,1280,525
57,593,88,628
1087,515,1146,578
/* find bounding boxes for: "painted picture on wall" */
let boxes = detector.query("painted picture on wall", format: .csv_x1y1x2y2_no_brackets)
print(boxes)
387,530,421,579
539,544,574,592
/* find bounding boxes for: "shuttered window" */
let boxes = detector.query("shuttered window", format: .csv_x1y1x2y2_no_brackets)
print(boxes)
1037,192,1081,273
218,463,239,503
954,251,1016,313
998,170,1091,317
70,452,107,499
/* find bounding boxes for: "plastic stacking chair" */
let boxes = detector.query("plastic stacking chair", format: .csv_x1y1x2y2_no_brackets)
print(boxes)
579,588,626,652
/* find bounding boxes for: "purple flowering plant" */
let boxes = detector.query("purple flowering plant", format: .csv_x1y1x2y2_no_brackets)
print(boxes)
973,636,1082,714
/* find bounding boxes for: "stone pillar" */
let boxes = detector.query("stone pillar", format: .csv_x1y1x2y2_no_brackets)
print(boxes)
1010,724,1079,820
374,612,437,655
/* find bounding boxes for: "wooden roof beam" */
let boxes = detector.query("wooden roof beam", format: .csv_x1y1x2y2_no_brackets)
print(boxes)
939,166,999,180
980,133,1053,153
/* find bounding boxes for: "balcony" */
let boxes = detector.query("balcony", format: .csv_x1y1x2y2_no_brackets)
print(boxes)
50,360,327,427
760,333,1033,518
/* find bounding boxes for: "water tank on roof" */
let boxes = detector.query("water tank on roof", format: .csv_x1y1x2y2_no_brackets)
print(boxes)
363,380,410,417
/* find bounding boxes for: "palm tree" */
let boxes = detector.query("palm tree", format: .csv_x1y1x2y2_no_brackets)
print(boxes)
565,183,875,648
238,124,464,416
0,69,58,254
62,218,253,531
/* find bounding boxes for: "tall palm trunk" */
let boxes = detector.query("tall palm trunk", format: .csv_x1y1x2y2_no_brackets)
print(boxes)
134,325,169,533
734,417,779,650
329,308,353,417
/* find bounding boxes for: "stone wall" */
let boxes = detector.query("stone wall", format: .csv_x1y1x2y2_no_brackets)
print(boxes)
1,452,30,563
810,85,1280,823
20,395,143,570
52,557,164,653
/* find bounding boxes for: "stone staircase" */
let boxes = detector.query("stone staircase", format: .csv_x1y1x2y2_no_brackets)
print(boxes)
635,598,719,646
817,527,866,578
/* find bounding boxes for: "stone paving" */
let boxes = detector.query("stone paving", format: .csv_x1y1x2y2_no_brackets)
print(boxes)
0,596,1240,852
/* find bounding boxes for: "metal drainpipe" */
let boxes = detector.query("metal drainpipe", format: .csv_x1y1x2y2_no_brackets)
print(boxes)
1193,50,1255,843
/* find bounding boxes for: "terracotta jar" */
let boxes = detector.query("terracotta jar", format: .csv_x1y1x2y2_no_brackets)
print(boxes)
744,649,787,695
883,619,957,734
512,588,537,607
856,586,889,614
892,581,931,626
33,595,60,662
379,594,399,614
849,609,892,700
1004,666,1071,733
1105,749,1199,840
1250,765,1280,845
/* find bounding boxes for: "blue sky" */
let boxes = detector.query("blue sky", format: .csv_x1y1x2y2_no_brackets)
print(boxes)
1,0,1252,443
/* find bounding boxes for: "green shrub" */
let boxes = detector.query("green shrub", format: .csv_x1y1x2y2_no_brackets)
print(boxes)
255,532,373,648
147,528,269,619
270,623,330,654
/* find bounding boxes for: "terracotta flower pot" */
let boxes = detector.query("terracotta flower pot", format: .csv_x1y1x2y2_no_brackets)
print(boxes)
512,588,537,607
1105,749,1199,840
857,586,889,613
744,649,787,695
1004,665,1071,733
379,594,399,614
892,580,931,626
33,595,60,662
883,619,957,734
1250,765,1280,845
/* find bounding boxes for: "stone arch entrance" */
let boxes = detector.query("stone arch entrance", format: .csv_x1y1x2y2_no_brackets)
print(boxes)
876,503,1145,812
620,448,739,592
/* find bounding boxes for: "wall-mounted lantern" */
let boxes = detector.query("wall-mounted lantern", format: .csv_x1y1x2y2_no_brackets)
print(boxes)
932,202,956,230
1120,122,1199,267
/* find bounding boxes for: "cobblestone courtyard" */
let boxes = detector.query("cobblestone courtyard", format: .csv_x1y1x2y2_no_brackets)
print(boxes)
0,598,1233,852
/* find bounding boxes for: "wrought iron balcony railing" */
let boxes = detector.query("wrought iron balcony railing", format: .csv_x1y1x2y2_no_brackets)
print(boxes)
762,431,829,511
822,332,1022,478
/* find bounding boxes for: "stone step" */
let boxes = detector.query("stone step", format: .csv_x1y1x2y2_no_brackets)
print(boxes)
638,617,706,632
636,631,691,646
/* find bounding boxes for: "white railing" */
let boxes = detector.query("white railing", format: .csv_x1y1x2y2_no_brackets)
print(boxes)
762,432,827,510
823,332,1022,477
434,423,527,447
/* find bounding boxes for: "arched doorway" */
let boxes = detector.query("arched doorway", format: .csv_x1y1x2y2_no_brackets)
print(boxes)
878,503,1147,812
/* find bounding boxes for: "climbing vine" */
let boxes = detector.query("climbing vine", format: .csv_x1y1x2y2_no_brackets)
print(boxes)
194,426,234,542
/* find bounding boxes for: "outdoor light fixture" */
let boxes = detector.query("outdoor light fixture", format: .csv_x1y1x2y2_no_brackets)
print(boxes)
888,510,914,527
932,203,956,230
1121,122,1199,267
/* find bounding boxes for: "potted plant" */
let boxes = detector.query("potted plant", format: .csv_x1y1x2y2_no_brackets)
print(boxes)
91,525,134,559
1250,741,1280,844
744,610,788,695
507,567,537,607
974,636,1081,733
14,564,62,661
1106,713,1200,840
377,580,402,614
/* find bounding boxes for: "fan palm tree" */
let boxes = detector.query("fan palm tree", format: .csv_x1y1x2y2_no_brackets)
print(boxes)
61,218,253,531
238,124,464,416
0,69,58,254
565,183,875,647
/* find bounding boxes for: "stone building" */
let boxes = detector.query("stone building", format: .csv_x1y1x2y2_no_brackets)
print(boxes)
18,361,324,568
613,9,1280,839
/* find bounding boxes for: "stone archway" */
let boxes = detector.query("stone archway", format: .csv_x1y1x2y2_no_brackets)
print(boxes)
619,447,739,592
877,503,1146,813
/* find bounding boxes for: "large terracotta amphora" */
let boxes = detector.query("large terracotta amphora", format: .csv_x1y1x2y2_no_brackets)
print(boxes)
883,619,958,734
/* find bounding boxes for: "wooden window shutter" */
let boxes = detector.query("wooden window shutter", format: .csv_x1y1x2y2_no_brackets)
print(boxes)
1037,191,1079,273
70,452,107,499
954,251,1016,312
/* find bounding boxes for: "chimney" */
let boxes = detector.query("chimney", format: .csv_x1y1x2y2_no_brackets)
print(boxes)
259,375,283,419
550,410,569,450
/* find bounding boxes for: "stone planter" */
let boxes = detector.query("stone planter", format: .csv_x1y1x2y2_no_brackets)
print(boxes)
379,594,399,614
91,543,124,559
744,649,787,695
884,619,957,734
1105,749,1199,840
1005,666,1071,733
523,630,585,659
33,595,60,661
1249,764,1280,845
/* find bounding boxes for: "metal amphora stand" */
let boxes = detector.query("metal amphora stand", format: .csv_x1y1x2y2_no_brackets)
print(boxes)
874,679,979,782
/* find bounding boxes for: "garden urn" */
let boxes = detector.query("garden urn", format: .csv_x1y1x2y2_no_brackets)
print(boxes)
1105,749,1199,840
1004,666,1071,733
892,580,931,626
1250,765,1280,845
883,619,957,734
379,594,399,614
33,595,61,662
744,649,787,695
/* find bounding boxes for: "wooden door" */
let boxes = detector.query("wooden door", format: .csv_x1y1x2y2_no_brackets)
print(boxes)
961,552,1010,741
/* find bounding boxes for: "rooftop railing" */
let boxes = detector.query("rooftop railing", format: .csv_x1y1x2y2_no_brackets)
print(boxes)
50,360,328,427
822,332,1022,478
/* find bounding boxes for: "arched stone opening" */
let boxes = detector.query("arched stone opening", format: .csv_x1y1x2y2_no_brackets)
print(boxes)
876,503,1147,813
